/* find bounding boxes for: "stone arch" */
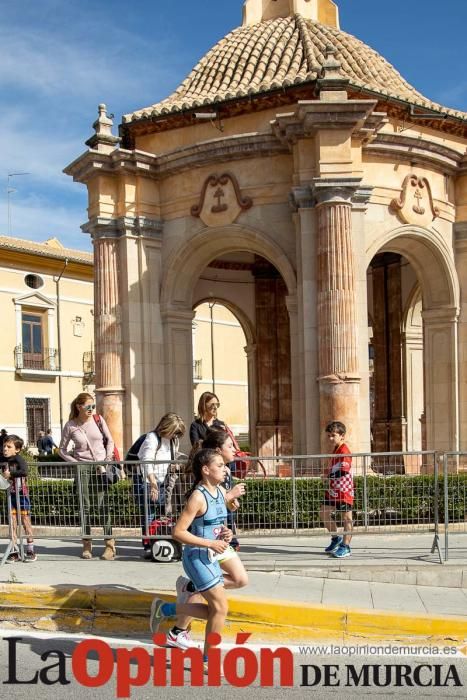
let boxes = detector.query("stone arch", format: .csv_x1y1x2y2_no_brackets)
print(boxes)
161,223,297,309
367,224,459,451
366,224,459,310
161,223,297,454
192,295,255,349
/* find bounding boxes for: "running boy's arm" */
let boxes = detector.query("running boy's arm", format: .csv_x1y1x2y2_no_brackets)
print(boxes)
173,491,228,554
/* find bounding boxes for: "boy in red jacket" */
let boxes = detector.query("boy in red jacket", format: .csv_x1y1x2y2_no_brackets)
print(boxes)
319,421,354,558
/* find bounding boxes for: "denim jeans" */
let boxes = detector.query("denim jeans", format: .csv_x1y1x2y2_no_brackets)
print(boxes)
132,473,165,537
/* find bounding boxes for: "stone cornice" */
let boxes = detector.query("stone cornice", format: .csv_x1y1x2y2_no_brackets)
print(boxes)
82,216,163,240
64,134,288,185
289,186,314,210
422,306,459,323
161,307,195,324
365,133,464,174
272,99,384,146
352,186,374,210
290,181,372,210
312,177,363,206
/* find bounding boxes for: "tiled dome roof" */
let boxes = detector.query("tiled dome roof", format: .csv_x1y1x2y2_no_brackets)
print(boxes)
123,14,466,124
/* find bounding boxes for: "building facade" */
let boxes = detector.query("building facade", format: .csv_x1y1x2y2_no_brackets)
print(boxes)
0,236,94,447
65,0,467,459
193,302,249,438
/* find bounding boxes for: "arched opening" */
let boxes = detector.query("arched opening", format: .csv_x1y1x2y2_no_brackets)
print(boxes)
367,252,424,453
162,225,297,456
366,226,459,453
192,300,249,444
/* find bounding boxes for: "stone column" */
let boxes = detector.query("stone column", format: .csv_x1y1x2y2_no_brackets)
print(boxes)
454,223,467,451
313,179,361,451
290,190,320,454
422,306,459,452
244,342,258,453
93,232,124,454
163,308,196,453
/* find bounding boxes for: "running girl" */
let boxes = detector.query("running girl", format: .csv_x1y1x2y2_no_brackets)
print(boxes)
149,448,241,660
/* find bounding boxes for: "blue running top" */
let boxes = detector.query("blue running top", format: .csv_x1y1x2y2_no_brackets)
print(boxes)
187,485,227,543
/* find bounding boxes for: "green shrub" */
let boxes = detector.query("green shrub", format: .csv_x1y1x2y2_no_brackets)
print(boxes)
0,470,465,530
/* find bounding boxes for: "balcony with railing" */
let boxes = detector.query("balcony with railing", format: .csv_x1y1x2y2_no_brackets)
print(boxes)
14,345,59,376
83,350,95,383
193,359,203,382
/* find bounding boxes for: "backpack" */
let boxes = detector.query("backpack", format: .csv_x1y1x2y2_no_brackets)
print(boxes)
125,431,159,462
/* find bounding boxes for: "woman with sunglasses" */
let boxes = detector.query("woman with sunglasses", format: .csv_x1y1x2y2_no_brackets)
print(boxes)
59,392,116,560
189,392,226,445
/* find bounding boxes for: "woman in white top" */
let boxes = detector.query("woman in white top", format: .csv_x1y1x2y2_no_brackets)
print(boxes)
134,412,185,555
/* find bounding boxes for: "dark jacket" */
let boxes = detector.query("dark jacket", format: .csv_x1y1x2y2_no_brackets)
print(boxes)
189,418,226,446
1,453,29,496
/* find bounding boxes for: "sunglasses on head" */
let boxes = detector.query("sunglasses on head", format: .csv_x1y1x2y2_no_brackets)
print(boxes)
82,404,96,410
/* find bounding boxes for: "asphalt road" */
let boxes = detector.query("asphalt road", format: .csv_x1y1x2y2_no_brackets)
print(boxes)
0,628,465,699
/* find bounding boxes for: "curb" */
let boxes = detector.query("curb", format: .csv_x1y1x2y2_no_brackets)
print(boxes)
0,584,466,643
244,563,467,588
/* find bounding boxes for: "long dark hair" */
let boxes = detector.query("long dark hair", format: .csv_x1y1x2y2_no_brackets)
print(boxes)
184,448,219,501
202,428,229,452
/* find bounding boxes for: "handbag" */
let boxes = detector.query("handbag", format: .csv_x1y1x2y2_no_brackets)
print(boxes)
93,414,125,485
224,425,267,479
224,425,250,479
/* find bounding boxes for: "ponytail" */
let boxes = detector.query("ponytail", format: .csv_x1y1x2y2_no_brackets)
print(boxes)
184,448,219,502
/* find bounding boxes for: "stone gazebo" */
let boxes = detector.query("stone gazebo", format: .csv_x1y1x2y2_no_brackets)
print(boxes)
65,0,467,459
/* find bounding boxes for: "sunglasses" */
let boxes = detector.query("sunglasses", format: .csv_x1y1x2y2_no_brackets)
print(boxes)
173,430,183,438
207,403,220,409
82,404,96,410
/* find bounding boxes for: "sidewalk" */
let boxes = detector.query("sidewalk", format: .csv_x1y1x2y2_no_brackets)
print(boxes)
0,533,466,643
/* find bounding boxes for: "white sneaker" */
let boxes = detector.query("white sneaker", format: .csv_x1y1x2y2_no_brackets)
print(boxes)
175,575,192,605
166,629,197,650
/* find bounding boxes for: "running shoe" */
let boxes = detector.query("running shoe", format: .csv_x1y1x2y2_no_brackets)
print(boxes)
166,629,196,650
324,536,342,554
332,544,351,558
25,550,37,562
175,575,192,605
149,598,168,633
6,551,19,563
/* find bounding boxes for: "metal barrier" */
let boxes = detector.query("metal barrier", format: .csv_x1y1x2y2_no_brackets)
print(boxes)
442,453,467,561
0,477,26,566
1,451,465,562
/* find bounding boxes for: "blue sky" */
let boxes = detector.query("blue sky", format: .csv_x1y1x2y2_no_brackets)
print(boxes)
0,0,465,252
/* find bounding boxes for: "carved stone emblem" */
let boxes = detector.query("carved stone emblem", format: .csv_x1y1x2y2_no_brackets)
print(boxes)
390,174,440,227
191,173,252,227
